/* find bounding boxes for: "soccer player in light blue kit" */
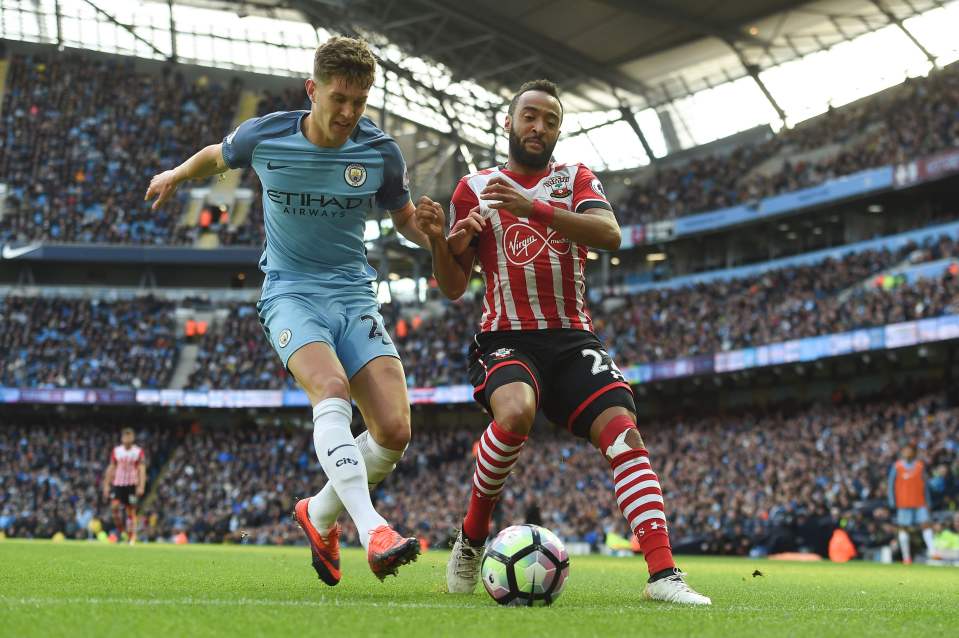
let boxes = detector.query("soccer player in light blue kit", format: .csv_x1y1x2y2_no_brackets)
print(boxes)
145,37,430,582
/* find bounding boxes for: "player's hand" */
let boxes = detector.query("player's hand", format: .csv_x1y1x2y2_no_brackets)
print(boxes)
136,485,145,498
144,169,181,211
480,177,533,217
102,487,110,500
448,206,485,256
413,196,446,240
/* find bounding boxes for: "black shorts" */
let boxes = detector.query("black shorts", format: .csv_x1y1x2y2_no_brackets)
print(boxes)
110,485,138,506
468,329,636,438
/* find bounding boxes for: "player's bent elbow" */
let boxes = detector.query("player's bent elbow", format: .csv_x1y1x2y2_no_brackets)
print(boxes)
606,227,622,252
435,274,467,300
443,284,467,300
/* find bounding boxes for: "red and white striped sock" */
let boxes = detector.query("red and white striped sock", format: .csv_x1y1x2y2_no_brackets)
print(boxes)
610,448,676,576
462,421,527,544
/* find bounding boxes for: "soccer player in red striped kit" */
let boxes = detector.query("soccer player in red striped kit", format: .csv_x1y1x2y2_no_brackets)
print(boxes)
415,80,710,604
102,427,146,544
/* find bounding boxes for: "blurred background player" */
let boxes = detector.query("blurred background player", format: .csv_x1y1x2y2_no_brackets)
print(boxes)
145,36,432,582
888,443,935,563
101,427,145,544
415,80,710,605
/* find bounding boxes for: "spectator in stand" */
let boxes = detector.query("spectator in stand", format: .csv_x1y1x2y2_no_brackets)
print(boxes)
0,52,241,245
0,295,178,389
4,394,955,557
0,423,171,539
615,63,959,226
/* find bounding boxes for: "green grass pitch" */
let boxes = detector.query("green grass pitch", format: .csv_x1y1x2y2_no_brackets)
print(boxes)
1,540,956,637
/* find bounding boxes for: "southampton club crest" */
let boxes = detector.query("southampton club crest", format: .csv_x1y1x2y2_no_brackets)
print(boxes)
544,174,572,199
490,347,514,360
344,163,367,187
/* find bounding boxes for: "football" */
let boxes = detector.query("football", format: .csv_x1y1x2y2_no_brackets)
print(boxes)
481,524,570,606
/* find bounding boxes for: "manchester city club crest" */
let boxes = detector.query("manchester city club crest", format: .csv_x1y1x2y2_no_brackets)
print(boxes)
278,329,292,348
344,163,367,187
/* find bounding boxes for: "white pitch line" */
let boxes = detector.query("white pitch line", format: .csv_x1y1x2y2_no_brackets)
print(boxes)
0,596,471,611
1,597,948,614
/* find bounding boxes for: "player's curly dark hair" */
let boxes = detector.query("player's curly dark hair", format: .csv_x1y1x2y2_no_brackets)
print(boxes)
508,79,563,117
313,36,377,88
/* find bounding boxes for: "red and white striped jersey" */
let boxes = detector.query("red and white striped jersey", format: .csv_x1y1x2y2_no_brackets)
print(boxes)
450,163,611,333
110,444,144,486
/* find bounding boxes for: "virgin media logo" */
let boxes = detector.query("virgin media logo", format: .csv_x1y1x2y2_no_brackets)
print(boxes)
503,223,570,266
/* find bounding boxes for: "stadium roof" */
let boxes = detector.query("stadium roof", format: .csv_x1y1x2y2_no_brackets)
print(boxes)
174,0,943,113
3,0,955,170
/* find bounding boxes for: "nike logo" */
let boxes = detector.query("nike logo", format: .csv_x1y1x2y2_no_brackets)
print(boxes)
1,243,40,260
327,443,357,456
267,161,290,170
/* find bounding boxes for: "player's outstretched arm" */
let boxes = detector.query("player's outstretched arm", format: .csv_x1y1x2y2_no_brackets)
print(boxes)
137,460,146,498
414,196,474,299
144,143,230,211
102,461,116,500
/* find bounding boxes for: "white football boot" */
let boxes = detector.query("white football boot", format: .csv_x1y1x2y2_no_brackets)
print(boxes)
446,529,484,593
644,568,712,605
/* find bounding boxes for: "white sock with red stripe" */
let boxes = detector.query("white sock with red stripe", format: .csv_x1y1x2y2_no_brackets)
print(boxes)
308,431,405,532
462,421,527,544
610,447,676,576
308,399,386,549
899,530,912,562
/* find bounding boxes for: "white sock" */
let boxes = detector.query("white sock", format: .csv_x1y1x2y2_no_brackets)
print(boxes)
898,530,911,562
922,528,936,554
308,399,386,549
308,430,406,531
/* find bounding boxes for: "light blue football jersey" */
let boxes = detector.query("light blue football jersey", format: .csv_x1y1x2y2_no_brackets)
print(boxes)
221,111,409,298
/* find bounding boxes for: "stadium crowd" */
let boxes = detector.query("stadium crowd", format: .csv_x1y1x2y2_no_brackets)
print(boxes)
0,423,172,540
616,61,959,225
1,48,956,246
0,295,179,389
2,394,957,559
1,232,956,390
186,303,293,391
181,233,959,389
598,235,959,364
0,51,241,246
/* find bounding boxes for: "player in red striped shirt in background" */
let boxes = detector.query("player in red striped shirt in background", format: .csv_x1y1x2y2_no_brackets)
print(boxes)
414,79,710,605
888,443,936,563
102,427,146,544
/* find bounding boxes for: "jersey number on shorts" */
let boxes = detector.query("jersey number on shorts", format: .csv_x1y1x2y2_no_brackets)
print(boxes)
582,348,625,381
361,314,391,345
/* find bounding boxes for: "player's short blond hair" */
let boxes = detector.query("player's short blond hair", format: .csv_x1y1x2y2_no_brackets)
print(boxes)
313,36,377,88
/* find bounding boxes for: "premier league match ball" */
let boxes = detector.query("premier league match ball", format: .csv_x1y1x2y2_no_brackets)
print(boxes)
481,524,570,607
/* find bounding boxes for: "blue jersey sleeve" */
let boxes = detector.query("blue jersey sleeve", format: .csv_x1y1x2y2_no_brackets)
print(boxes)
222,112,302,170
221,117,260,169
375,140,410,211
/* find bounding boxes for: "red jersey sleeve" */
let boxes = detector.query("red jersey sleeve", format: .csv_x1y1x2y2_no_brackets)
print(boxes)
449,177,480,233
137,448,145,464
572,164,612,213
110,448,117,464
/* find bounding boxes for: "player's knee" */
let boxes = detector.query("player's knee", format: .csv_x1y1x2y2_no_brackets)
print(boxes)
373,415,411,451
494,400,536,435
593,412,643,455
300,371,350,402
622,428,644,449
